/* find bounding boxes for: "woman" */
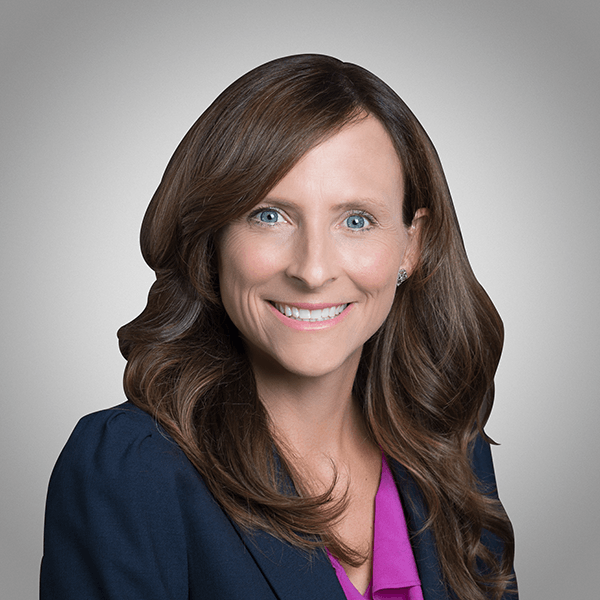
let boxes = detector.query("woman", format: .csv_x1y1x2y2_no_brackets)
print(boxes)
41,54,517,600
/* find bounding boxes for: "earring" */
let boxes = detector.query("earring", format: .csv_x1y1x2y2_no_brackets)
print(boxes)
396,268,408,287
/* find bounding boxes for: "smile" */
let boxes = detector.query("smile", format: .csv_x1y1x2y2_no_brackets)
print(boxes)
270,302,349,322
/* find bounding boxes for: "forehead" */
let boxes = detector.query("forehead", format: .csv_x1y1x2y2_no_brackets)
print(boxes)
266,115,404,212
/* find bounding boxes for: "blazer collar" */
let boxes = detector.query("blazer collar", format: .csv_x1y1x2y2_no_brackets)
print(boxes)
237,458,450,600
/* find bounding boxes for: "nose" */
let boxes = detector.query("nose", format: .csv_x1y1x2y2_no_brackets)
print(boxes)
285,224,339,290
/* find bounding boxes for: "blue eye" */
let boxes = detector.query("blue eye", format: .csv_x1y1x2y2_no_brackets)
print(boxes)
257,209,280,223
345,214,370,229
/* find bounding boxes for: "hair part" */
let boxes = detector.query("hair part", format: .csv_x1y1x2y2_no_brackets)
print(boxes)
118,54,516,599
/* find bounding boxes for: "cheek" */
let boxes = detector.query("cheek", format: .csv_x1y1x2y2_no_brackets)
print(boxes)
218,231,281,298
347,240,400,291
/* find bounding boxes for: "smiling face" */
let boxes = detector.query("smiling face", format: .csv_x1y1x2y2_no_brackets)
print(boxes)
217,115,421,381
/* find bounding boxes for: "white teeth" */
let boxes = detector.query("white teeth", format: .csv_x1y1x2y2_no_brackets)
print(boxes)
273,302,348,321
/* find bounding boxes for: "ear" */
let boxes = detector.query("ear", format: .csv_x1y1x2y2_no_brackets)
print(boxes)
401,208,429,275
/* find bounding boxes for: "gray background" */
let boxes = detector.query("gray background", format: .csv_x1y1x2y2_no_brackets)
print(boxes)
2,1,599,597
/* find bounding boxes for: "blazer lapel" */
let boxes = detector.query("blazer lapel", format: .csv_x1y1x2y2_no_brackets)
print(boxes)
230,450,346,599
233,458,451,599
389,459,452,600
237,526,346,600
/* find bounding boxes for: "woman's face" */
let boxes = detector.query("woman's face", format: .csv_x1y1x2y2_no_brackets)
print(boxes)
218,115,421,381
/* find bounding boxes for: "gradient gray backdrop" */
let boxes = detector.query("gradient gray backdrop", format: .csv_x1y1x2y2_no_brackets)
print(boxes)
2,1,599,597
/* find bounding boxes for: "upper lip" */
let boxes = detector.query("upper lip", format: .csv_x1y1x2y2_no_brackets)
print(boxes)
268,301,350,310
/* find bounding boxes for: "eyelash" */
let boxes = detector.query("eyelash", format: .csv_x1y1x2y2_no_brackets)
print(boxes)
248,207,377,230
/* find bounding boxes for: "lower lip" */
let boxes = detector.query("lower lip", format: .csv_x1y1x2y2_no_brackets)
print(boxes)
267,302,354,331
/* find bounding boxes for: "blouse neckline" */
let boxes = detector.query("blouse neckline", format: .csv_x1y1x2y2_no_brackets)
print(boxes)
327,454,423,599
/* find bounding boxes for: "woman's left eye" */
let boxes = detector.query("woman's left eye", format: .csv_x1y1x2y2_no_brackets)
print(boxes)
344,213,371,230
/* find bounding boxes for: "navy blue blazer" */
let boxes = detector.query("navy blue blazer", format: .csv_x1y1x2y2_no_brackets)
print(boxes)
40,402,514,599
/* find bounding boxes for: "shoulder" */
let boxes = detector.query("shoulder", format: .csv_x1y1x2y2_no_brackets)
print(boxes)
46,401,204,522
63,401,171,451
51,401,190,488
42,403,206,599
469,434,500,497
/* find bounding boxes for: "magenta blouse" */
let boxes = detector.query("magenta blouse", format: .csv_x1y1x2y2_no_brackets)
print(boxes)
327,455,424,600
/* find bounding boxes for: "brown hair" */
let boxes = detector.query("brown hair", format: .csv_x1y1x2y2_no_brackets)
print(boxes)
118,54,515,599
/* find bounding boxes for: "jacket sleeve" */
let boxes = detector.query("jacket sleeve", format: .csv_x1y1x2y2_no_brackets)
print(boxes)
40,405,190,600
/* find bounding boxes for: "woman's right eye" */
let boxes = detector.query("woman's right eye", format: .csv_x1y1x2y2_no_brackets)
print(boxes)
252,208,282,224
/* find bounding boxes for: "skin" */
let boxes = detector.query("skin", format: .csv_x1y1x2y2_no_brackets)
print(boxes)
218,115,425,593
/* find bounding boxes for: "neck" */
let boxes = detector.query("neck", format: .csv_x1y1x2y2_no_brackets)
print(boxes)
249,349,367,464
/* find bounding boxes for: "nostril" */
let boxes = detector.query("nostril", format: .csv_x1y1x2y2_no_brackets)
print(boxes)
285,247,338,289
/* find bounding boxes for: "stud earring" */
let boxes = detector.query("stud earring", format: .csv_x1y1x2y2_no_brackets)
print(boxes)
396,268,408,287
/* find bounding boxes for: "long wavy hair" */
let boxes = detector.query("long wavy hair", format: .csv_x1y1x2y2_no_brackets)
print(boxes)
118,54,516,599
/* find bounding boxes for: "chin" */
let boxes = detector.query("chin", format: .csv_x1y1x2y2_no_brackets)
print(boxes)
269,347,362,380
283,362,343,379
